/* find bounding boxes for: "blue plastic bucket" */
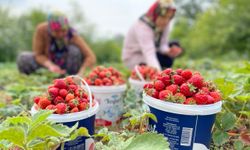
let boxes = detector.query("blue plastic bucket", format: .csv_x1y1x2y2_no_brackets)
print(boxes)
31,76,99,150
143,94,222,150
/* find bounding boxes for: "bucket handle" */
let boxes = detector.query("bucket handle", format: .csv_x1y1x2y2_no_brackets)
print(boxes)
71,75,93,109
135,65,145,82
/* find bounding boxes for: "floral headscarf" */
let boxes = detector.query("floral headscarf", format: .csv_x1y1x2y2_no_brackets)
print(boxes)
48,11,69,32
140,0,176,47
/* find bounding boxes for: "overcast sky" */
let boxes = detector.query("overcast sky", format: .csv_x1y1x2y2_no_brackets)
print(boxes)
1,0,157,36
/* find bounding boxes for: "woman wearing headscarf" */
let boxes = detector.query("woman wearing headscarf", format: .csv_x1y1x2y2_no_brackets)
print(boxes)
17,11,96,75
122,0,183,71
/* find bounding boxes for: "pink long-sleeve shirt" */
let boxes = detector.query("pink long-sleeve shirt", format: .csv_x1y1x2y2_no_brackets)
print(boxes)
122,20,170,71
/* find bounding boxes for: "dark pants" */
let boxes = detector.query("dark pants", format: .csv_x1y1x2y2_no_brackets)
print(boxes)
156,52,174,69
17,45,83,75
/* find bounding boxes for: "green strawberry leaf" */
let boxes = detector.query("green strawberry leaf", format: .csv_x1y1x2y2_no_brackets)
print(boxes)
0,140,13,149
0,127,25,149
67,127,90,141
2,116,31,126
142,113,157,123
234,140,244,150
27,138,46,148
221,112,236,131
212,130,229,146
31,110,53,127
122,133,170,150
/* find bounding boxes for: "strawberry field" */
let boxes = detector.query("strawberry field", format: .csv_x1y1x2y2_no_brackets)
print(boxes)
0,58,249,150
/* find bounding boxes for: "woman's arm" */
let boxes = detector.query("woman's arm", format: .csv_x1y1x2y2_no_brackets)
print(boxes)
72,35,96,75
135,22,162,71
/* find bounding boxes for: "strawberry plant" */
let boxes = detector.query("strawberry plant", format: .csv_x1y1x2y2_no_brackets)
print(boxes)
0,110,89,150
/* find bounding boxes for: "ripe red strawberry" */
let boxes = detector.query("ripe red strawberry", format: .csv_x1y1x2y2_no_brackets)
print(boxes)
200,87,210,94
89,72,98,79
209,91,221,102
143,83,154,90
99,71,112,78
94,79,103,86
166,84,179,94
154,80,165,91
54,96,64,104
159,90,172,100
188,75,204,89
207,95,216,104
69,84,77,91
176,68,183,75
68,99,79,109
65,93,75,102
59,89,68,98
181,69,193,80
162,68,173,75
162,75,171,86
174,93,186,103
180,83,196,97
54,79,67,89
172,75,185,85
65,76,74,85
78,102,88,111
71,107,79,113
194,93,208,105
184,98,196,105
46,105,56,110
38,98,51,109
48,87,59,98
146,88,159,99
56,103,67,114
33,97,40,104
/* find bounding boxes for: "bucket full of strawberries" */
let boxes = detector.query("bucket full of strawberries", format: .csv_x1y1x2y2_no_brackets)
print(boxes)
84,66,126,127
129,65,158,100
143,68,222,150
31,76,99,150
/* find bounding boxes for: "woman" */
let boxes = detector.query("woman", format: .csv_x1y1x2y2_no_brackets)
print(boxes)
122,0,183,71
17,12,96,75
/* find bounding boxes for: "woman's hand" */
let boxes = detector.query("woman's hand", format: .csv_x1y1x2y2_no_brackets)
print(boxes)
48,64,66,75
167,46,183,58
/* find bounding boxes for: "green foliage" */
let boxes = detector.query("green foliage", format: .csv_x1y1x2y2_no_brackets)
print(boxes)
0,110,89,150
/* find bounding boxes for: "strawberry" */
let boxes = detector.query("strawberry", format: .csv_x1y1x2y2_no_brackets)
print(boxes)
69,84,78,91
59,89,68,98
162,75,171,86
54,79,67,89
188,75,204,89
166,84,179,94
54,96,64,104
46,104,56,110
172,75,185,85
162,68,173,75
184,98,196,105
78,102,88,111
65,93,75,102
174,93,186,103
65,76,74,85
154,80,165,91
176,68,183,75
180,83,196,97
56,103,67,114
194,93,208,105
209,91,221,102
159,90,173,100
146,88,159,99
200,87,210,94
143,83,154,90
68,99,79,109
48,87,59,98
33,97,40,104
99,71,112,78
71,107,79,113
207,95,216,104
38,98,51,109
181,69,193,80
89,72,98,80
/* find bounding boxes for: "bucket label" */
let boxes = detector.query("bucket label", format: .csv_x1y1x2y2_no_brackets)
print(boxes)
95,92,124,126
149,106,216,150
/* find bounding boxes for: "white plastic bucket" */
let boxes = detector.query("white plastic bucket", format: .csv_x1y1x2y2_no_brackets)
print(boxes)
89,84,127,127
143,93,222,150
31,76,99,150
128,78,150,100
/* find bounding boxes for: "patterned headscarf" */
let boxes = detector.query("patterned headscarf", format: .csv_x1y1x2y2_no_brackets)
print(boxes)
140,0,176,47
48,11,69,32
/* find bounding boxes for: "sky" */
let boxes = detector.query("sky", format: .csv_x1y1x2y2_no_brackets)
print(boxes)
1,0,156,36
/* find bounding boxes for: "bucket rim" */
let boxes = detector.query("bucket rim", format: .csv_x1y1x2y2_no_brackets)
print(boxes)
88,84,127,93
143,93,222,115
128,78,151,85
31,102,99,123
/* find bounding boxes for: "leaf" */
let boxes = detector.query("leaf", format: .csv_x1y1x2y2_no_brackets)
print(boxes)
142,113,157,123
0,140,13,149
2,116,31,126
68,127,90,141
234,140,244,150
50,123,76,137
31,110,53,127
221,112,236,131
235,95,250,102
129,118,139,127
11,99,21,105
214,78,235,99
27,138,45,148
122,133,170,150
239,111,250,117
212,130,229,146
0,127,25,148
27,124,64,142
